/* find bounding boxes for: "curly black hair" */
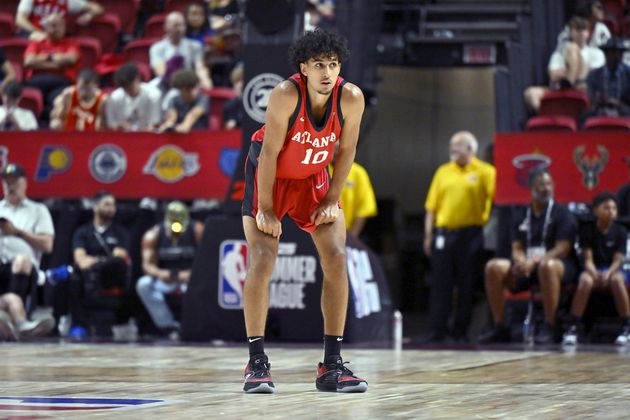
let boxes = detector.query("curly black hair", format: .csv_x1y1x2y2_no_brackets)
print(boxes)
288,28,350,72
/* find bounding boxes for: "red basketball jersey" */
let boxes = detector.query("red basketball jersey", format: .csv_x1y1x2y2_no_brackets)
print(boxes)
64,87,105,131
31,0,69,29
251,73,346,180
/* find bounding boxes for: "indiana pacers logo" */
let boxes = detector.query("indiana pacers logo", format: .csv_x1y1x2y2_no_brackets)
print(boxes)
143,145,200,183
89,144,127,184
243,73,284,123
36,146,72,181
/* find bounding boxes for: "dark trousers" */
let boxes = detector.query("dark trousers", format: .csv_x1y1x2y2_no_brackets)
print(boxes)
428,226,483,338
24,74,72,119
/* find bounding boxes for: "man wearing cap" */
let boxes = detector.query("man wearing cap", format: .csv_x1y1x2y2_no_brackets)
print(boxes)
0,163,56,339
62,191,130,338
584,37,630,119
136,201,204,337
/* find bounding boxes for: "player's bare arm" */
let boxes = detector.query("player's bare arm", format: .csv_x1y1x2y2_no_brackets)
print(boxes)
312,83,365,226
256,81,299,238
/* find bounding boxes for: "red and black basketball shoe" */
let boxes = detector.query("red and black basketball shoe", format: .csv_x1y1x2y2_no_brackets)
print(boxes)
243,354,275,394
316,355,368,393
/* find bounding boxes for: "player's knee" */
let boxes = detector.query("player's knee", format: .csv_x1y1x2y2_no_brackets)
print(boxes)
319,246,346,268
578,273,594,289
12,255,32,274
248,244,277,269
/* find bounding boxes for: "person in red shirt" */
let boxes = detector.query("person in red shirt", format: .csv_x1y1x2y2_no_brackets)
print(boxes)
50,68,107,131
23,13,80,122
240,29,367,394
16,0,104,41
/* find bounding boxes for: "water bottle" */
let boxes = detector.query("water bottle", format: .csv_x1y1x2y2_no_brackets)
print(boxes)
522,301,535,346
393,310,403,350
46,265,73,285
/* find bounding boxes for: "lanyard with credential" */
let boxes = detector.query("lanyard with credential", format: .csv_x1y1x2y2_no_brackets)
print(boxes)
526,199,554,249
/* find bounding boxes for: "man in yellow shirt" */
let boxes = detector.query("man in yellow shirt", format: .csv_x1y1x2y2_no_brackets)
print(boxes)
424,131,496,342
332,162,378,237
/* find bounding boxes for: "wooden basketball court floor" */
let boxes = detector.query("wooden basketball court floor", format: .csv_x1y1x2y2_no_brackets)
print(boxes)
1,342,630,418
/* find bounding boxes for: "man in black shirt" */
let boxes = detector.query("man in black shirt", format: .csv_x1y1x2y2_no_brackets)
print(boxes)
562,192,630,346
68,191,130,338
479,168,577,344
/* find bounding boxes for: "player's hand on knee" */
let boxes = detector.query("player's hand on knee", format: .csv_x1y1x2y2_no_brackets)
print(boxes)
256,210,282,238
311,202,339,226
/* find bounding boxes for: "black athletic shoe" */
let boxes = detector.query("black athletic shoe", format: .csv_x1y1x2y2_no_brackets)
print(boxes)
534,323,555,345
477,324,511,343
243,354,275,394
316,355,368,393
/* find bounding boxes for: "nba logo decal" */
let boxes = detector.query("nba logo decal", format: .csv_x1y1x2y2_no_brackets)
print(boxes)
219,240,248,309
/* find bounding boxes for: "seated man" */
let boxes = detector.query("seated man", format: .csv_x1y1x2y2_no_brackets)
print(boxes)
0,81,38,131
0,163,55,336
150,12,212,90
67,191,130,338
16,0,103,41
478,168,577,344
583,38,630,119
105,63,162,132
223,63,243,130
523,16,605,112
23,13,80,119
136,201,204,336
50,68,108,131
157,69,209,133
562,192,630,346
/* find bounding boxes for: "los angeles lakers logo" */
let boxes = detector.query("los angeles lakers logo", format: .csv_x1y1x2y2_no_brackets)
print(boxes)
143,145,200,183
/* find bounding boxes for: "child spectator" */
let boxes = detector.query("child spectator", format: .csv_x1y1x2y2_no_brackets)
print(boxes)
157,69,209,133
50,68,107,131
0,81,38,131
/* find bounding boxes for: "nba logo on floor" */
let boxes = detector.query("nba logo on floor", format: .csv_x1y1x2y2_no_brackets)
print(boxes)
218,240,248,309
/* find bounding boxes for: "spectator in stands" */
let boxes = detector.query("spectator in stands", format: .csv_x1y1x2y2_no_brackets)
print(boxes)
136,201,204,337
423,131,495,343
583,38,630,119
185,2,213,46
556,0,610,51
50,68,107,131
562,192,630,347
23,13,80,121
0,48,18,93
150,12,212,90
331,144,378,238
479,168,577,345
157,69,209,133
66,191,130,338
208,0,239,33
105,63,162,132
16,0,103,41
0,163,55,321
223,62,243,129
524,16,605,112
0,81,38,131
0,293,55,341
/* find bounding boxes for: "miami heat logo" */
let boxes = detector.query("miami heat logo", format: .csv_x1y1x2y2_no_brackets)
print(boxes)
574,145,608,190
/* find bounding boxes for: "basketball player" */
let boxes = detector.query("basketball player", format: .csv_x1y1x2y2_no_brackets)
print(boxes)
50,68,107,131
241,29,367,394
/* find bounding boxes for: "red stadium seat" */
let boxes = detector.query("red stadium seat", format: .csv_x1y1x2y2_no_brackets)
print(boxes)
0,37,29,67
165,0,198,13
539,90,589,122
123,38,158,70
602,16,619,35
601,0,626,19
73,13,121,53
525,115,577,132
71,36,103,70
144,13,167,39
0,0,19,16
584,116,630,131
205,87,236,130
19,87,43,118
0,13,15,38
102,0,141,35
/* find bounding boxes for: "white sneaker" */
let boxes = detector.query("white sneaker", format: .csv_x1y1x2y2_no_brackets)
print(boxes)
17,316,56,339
562,325,578,346
615,326,630,346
